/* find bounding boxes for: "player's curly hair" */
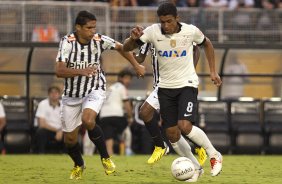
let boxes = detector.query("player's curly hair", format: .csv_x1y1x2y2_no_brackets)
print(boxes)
157,1,177,17
75,10,97,26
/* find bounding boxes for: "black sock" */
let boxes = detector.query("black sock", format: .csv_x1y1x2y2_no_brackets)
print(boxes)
145,117,165,149
67,143,84,167
88,124,109,159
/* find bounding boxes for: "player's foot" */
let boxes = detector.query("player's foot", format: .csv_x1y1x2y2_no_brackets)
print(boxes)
210,152,223,176
185,168,204,182
195,147,207,166
101,157,116,175
147,146,168,164
70,165,85,180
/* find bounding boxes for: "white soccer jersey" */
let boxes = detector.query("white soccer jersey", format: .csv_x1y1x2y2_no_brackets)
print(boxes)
99,82,128,118
56,32,116,98
140,23,205,88
36,98,62,130
0,102,5,118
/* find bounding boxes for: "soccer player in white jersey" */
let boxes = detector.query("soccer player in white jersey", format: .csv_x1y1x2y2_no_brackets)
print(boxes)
123,2,222,182
135,43,207,166
55,10,145,180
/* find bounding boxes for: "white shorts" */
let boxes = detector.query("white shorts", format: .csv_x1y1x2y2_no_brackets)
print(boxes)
145,87,160,111
61,89,106,132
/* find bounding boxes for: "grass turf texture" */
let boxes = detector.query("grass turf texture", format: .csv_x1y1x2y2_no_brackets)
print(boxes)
0,155,281,184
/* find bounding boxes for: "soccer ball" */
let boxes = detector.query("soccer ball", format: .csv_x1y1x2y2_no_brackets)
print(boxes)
171,157,195,181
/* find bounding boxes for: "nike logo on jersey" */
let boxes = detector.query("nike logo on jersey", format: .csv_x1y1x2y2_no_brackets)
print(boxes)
184,113,192,117
157,39,164,42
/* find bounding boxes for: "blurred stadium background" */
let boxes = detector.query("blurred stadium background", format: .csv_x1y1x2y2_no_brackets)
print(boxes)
0,0,282,155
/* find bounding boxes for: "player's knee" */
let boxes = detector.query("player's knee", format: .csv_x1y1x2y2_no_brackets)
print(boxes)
139,108,153,122
166,126,180,143
178,120,192,134
82,117,95,130
64,135,77,145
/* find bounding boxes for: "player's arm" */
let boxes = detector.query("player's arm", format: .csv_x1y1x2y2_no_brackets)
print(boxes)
123,26,144,51
114,41,145,77
55,62,96,78
123,100,134,125
193,44,200,68
37,117,59,132
201,37,222,87
0,117,6,132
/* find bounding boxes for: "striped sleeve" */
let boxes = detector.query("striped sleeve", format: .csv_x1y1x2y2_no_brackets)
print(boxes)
56,37,72,63
139,43,150,55
100,35,116,50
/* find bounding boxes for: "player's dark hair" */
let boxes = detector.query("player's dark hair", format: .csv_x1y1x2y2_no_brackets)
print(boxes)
157,1,177,17
118,69,133,79
48,85,61,94
75,10,96,26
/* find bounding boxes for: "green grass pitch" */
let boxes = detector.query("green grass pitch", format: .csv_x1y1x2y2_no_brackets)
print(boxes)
0,154,281,184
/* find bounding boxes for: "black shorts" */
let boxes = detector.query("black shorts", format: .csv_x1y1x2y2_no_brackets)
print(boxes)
98,116,128,140
158,86,198,129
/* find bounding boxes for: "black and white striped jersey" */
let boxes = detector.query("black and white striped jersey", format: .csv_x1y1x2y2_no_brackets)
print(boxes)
139,43,159,89
56,32,116,98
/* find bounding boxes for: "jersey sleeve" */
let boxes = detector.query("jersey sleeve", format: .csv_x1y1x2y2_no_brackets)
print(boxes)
56,37,72,63
100,35,116,50
139,25,154,43
120,85,129,101
192,25,205,45
35,101,46,119
139,43,150,55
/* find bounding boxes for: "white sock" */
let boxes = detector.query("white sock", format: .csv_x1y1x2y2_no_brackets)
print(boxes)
170,135,201,169
187,126,218,158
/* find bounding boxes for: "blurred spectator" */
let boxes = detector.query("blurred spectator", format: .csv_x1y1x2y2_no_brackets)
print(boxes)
31,11,60,42
34,86,63,153
229,0,255,10
98,69,134,156
204,0,228,8
255,0,278,30
279,0,282,8
229,0,255,29
137,0,158,6
255,0,278,9
0,102,6,154
186,0,201,7
221,56,249,99
110,0,137,6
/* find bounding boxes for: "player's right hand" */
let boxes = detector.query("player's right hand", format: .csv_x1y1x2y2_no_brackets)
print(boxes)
130,25,144,40
134,64,145,78
82,66,97,77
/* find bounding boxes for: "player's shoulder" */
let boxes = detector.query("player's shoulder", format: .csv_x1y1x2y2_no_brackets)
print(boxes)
64,33,76,42
93,33,115,43
180,22,198,31
38,98,49,107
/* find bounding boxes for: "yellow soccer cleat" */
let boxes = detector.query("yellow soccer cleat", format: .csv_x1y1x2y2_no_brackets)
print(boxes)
147,146,168,164
70,165,85,180
101,157,116,175
195,147,207,166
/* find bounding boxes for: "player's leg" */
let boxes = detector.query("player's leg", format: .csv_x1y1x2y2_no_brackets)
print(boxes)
61,97,85,180
140,88,168,164
158,87,201,174
178,87,222,176
83,90,115,175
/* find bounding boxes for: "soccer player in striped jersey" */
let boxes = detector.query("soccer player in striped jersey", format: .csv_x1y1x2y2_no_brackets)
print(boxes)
135,43,207,166
123,2,222,182
55,10,145,180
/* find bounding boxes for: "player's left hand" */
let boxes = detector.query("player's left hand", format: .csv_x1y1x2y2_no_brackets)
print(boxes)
210,72,222,87
134,64,145,78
